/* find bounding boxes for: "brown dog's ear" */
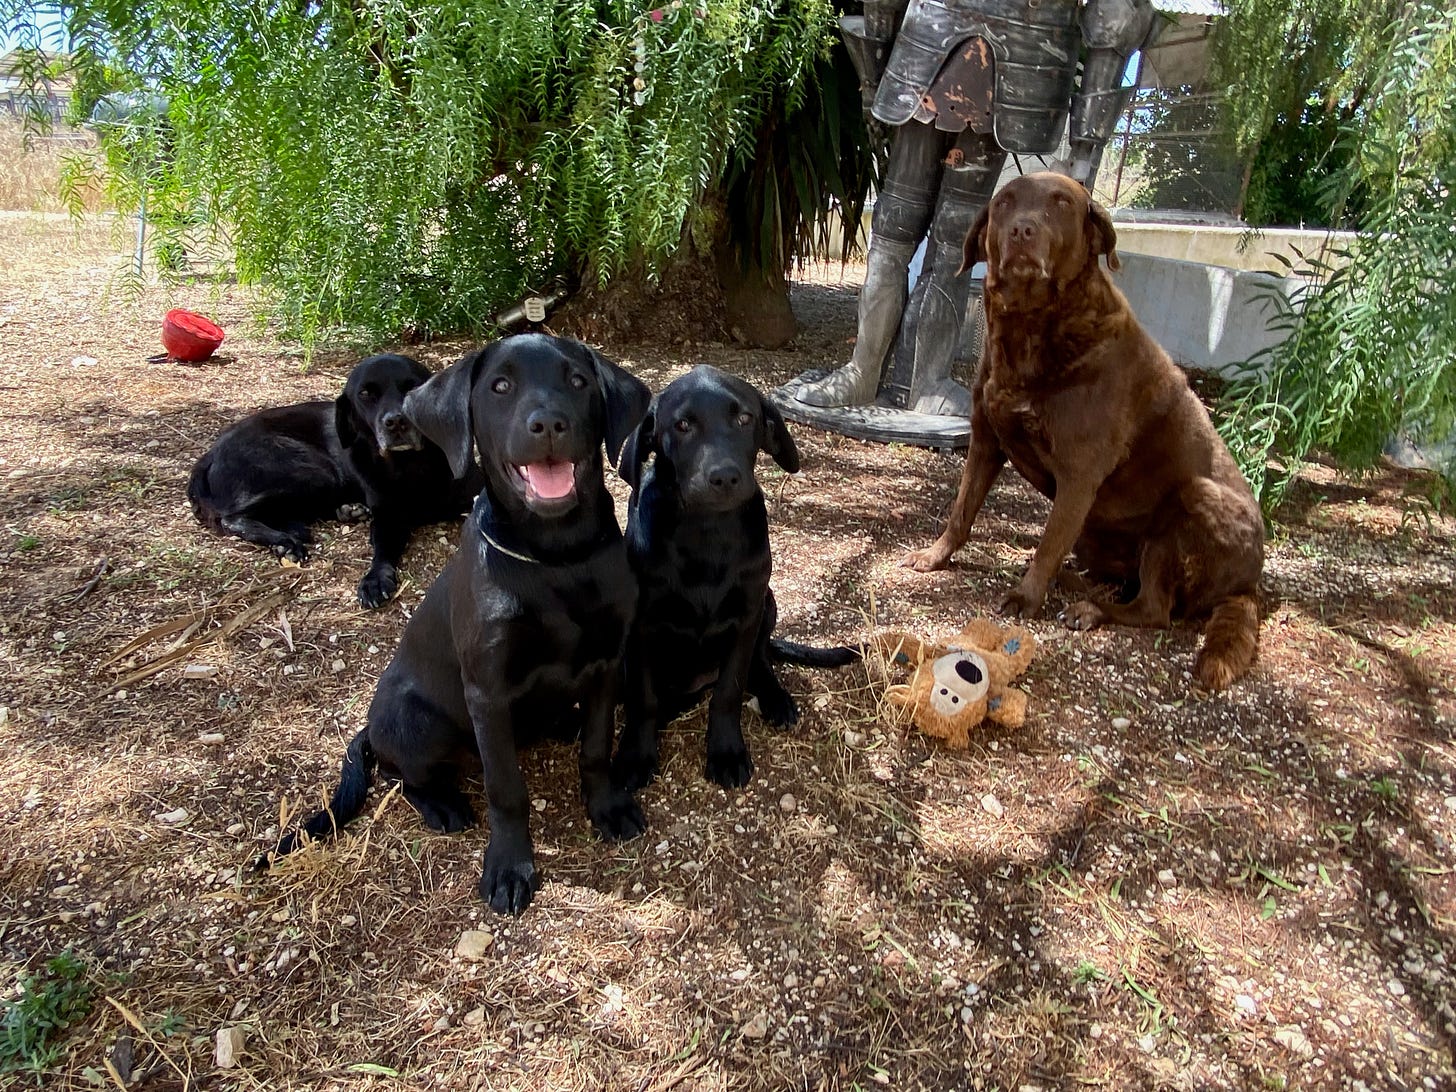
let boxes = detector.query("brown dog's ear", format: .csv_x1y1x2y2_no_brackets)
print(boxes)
402,347,487,479
583,344,652,468
616,403,656,493
956,202,992,276
758,394,800,473
1088,200,1121,271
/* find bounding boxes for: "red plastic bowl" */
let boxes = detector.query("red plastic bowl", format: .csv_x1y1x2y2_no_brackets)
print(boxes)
161,309,225,362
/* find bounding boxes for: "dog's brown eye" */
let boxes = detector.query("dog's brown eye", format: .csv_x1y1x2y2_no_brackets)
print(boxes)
735,412,753,427
674,419,692,434
491,377,512,394
360,385,379,401
569,373,589,390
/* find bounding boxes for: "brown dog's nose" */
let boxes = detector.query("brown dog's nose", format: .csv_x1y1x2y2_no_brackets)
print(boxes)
1008,217,1039,243
527,409,569,436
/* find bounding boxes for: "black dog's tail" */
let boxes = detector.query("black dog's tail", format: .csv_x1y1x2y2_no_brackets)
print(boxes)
769,637,861,668
255,728,377,868
186,453,222,531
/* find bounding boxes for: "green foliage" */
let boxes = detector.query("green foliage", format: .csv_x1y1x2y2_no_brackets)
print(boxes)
4,0,852,347
0,951,95,1079
1214,1,1456,510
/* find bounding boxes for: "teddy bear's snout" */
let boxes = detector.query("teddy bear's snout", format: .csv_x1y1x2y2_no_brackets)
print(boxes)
955,659,983,686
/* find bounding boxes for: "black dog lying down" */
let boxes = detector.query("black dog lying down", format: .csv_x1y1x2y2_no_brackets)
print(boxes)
262,334,651,916
614,364,857,791
188,353,480,607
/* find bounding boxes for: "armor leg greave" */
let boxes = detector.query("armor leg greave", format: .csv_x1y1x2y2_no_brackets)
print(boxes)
796,124,943,410
881,137,1004,414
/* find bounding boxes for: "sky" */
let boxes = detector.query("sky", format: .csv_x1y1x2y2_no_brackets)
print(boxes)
2,5,69,54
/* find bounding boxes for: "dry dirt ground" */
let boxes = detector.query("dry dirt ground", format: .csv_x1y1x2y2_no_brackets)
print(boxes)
0,213,1453,1092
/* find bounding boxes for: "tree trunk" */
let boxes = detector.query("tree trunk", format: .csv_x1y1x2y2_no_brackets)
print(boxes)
557,189,797,350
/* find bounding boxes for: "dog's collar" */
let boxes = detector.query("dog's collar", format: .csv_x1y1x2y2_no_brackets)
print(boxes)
477,524,540,565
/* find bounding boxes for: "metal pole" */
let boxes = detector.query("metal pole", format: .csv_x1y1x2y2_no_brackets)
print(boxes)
134,186,147,277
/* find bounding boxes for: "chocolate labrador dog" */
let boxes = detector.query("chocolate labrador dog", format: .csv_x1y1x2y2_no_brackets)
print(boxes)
905,172,1264,690
188,353,479,607
613,365,856,791
261,334,651,915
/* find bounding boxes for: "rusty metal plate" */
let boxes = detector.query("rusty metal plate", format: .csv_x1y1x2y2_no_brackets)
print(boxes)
921,36,996,134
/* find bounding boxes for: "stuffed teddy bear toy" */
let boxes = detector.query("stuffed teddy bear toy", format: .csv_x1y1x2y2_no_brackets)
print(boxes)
874,619,1036,749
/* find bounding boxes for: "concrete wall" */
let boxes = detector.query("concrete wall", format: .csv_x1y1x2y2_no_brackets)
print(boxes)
1108,251,1314,374
1112,221,1354,274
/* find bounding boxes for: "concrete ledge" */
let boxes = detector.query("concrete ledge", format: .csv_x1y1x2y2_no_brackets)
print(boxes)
1112,220,1353,274
1109,251,1312,374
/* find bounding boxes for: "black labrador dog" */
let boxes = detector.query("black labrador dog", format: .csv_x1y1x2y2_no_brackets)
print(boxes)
613,364,856,791
188,353,480,607
262,334,651,916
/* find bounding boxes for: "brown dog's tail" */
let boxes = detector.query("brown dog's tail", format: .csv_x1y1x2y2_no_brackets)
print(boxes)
1194,594,1260,690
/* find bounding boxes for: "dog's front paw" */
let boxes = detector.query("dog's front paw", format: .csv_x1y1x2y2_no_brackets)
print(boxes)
272,539,309,565
705,744,753,789
588,789,647,843
357,564,399,609
996,584,1045,619
479,843,539,916
902,543,952,573
1060,600,1105,631
752,686,799,730
335,502,369,523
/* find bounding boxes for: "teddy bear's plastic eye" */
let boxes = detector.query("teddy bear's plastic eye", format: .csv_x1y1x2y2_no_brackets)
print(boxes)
939,688,947,695
951,696,959,703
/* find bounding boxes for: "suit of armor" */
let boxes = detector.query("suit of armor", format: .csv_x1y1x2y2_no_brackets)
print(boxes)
796,0,1158,415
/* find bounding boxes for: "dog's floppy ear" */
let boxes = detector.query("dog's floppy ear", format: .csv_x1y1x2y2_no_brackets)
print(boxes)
585,345,651,467
616,403,657,493
758,393,799,473
1087,200,1120,272
957,202,992,276
334,391,361,450
402,348,486,479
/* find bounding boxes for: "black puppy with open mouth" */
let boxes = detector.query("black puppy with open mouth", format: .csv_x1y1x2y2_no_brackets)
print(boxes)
261,334,651,916
614,364,856,791
188,352,480,608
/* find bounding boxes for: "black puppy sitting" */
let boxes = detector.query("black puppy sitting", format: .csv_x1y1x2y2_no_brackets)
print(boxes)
188,353,480,607
614,364,856,791
262,334,651,916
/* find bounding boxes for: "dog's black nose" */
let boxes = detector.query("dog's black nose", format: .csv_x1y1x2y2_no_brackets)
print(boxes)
707,466,741,492
382,411,408,434
527,408,569,436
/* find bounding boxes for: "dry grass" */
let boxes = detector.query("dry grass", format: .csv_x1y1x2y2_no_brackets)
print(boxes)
0,217,1453,1090
0,119,105,214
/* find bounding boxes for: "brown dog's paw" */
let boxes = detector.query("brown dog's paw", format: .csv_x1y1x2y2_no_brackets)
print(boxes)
1060,600,1106,631
902,544,952,573
996,586,1045,619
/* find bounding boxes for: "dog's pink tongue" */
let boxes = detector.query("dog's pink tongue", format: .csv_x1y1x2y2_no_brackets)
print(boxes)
522,461,576,499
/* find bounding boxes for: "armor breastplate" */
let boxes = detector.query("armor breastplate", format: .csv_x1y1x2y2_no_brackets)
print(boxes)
872,0,1082,153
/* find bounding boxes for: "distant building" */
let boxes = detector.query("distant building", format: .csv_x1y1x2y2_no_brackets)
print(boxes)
0,49,74,123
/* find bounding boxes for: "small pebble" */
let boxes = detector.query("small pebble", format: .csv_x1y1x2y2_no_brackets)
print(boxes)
214,1026,246,1068
981,793,1004,818
456,931,495,960
779,793,797,814
1111,716,1131,731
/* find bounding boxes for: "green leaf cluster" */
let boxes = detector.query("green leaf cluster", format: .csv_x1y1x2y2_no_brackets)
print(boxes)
1214,1,1456,510
1,950,95,1079
8,0,843,347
